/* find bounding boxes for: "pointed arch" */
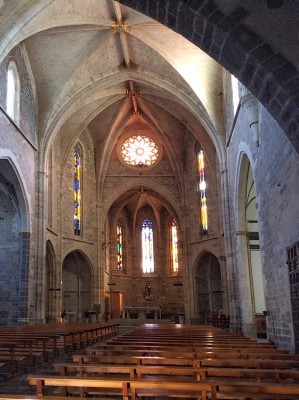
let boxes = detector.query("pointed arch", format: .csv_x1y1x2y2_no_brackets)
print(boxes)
235,150,266,338
0,158,30,324
62,250,93,320
193,251,224,325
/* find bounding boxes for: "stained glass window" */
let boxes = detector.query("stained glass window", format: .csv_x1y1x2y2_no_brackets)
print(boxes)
121,135,159,167
198,148,208,234
117,224,123,272
6,61,20,123
142,219,154,273
74,143,81,235
171,219,179,273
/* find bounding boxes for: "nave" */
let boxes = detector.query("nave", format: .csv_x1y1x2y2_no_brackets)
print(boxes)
0,323,299,399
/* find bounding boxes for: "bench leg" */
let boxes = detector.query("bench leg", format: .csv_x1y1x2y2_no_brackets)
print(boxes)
122,382,129,400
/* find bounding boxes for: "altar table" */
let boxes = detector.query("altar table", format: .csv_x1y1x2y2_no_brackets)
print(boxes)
123,306,161,319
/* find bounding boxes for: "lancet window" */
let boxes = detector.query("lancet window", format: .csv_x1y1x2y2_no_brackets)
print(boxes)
6,61,20,123
117,224,123,272
171,219,179,273
142,219,154,273
197,147,208,234
74,143,81,235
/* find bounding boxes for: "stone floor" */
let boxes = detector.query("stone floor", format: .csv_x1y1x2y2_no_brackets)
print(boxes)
0,349,82,395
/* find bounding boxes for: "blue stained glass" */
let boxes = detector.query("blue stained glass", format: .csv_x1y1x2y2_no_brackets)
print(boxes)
142,219,154,273
74,143,81,235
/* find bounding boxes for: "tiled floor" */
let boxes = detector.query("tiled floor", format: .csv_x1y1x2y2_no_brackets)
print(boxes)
0,350,77,395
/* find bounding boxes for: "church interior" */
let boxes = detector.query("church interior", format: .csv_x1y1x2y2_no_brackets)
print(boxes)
0,0,299,356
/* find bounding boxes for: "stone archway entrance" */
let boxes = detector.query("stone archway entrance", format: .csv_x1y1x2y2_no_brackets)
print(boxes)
195,252,223,325
0,159,28,325
62,251,93,321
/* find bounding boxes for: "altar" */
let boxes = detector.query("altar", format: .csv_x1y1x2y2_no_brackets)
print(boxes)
123,306,161,320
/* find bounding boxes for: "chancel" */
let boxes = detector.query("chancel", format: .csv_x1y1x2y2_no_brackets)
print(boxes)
123,306,162,320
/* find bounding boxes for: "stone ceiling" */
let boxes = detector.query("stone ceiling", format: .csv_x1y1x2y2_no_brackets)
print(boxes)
0,0,298,213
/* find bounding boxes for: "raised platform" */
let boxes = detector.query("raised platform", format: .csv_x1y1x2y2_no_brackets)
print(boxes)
111,317,174,335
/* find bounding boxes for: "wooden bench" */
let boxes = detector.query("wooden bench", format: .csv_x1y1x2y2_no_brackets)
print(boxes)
85,347,285,361
0,322,119,374
199,366,299,382
54,361,299,386
27,374,299,399
72,354,198,366
54,362,201,380
196,357,299,369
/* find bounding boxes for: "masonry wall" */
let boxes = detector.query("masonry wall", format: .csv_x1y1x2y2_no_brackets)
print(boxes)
45,129,98,321
226,83,299,350
0,45,37,324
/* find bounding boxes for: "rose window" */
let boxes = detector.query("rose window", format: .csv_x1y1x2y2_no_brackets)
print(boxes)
121,135,159,167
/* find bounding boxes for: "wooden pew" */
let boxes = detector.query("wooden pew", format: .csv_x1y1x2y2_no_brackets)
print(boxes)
54,360,299,385
85,346,284,360
195,357,299,369
27,375,216,400
199,366,299,382
0,322,119,374
54,362,201,380
72,354,198,366
27,374,299,399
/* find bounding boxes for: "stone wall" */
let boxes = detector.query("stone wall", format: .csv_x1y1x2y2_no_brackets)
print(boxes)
0,45,37,324
226,78,299,349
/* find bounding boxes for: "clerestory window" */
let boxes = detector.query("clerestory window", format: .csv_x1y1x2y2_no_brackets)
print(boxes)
197,147,208,234
6,61,20,123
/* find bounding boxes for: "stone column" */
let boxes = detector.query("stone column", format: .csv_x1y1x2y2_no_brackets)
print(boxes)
33,169,47,323
241,94,260,147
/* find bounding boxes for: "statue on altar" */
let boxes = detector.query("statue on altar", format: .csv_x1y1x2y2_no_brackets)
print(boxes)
144,281,153,302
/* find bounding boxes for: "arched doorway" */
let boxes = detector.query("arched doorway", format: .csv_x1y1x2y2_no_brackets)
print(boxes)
0,159,28,325
62,251,93,321
194,252,223,325
236,154,266,337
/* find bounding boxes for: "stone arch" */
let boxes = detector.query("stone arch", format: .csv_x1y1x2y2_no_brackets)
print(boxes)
43,68,223,171
120,0,299,153
235,150,266,338
62,250,94,321
103,179,182,222
192,251,224,325
0,158,30,324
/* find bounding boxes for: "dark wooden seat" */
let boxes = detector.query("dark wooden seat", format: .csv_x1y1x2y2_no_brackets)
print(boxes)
27,374,299,400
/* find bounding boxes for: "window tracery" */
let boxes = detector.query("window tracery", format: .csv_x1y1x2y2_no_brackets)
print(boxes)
74,143,81,235
171,219,179,273
142,218,154,273
117,223,123,272
121,135,158,167
198,148,208,234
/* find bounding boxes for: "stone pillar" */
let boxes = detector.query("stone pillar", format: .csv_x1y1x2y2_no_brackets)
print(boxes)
236,230,257,338
219,163,239,331
241,94,260,147
33,169,47,323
